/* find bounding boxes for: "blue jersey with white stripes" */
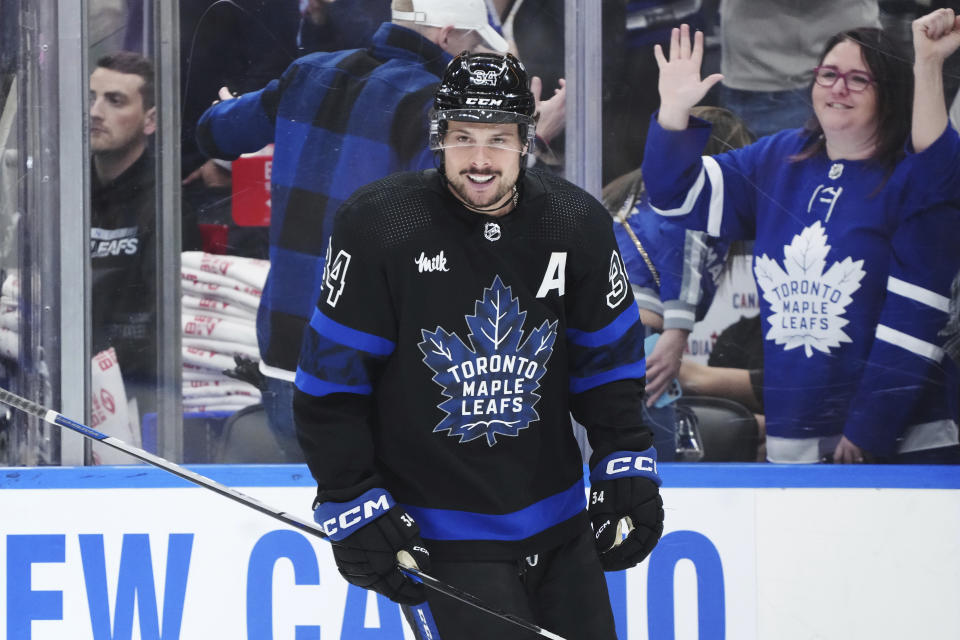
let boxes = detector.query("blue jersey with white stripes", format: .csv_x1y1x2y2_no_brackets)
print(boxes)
293,169,651,560
613,190,730,331
642,115,960,459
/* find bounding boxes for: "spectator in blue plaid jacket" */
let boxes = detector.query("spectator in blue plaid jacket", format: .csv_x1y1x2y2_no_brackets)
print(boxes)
196,0,512,459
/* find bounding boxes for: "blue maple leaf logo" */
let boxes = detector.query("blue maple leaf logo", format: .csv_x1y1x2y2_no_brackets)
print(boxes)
419,276,558,446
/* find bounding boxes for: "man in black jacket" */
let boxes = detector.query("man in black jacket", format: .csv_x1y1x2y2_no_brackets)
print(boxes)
90,51,199,416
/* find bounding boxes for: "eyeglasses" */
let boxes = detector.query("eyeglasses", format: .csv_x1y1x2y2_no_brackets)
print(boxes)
813,65,875,92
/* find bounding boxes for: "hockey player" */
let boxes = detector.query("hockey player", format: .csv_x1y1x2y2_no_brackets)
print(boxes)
643,11,960,463
293,52,664,638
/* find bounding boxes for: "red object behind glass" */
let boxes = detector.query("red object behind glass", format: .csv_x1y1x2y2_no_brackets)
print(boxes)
231,153,273,227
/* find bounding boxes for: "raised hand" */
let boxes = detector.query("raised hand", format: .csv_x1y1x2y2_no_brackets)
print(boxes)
531,76,566,146
653,24,723,130
913,8,960,65
911,8,960,152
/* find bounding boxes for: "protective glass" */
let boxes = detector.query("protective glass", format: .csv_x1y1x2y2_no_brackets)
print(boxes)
429,110,537,153
813,65,875,92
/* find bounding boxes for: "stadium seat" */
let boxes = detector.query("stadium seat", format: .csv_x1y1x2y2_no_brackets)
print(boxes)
674,396,760,462
214,403,288,463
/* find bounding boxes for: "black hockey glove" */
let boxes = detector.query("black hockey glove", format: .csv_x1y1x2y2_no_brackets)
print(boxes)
314,487,430,605
588,448,664,572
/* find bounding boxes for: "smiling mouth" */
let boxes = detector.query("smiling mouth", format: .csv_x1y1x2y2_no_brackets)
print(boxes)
465,173,496,185
826,102,853,110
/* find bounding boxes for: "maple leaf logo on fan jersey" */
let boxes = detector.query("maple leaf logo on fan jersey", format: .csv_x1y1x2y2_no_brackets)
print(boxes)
418,276,557,446
754,221,865,358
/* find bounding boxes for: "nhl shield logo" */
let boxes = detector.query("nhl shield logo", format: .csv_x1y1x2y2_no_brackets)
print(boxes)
484,222,501,242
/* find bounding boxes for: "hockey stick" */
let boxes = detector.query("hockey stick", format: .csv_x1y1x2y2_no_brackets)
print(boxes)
398,552,567,640
0,387,565,637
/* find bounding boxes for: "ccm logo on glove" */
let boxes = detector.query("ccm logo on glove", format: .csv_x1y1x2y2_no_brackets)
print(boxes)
605,455,657,476
593,449,662,486
314,488,395,540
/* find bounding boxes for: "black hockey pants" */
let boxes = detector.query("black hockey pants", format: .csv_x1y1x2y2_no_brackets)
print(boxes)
402,525,618,639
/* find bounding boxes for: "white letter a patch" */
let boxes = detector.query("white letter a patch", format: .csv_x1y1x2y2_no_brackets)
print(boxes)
536,252,567,298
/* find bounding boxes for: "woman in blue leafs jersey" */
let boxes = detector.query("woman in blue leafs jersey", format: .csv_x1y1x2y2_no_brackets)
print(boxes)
642,10,960,464
293,52,664,639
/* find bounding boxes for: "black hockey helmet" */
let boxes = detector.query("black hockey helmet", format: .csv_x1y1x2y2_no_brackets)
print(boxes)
429,51,537,152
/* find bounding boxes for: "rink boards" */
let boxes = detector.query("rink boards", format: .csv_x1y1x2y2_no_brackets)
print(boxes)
1,464,959,640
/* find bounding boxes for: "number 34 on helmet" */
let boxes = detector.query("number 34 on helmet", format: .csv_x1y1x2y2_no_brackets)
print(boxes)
429,52,538,153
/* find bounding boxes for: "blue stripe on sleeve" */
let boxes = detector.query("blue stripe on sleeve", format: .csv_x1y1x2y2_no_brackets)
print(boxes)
569,360,646,394
566,305,641,348
294,368,373,397
309,309,395,356
401,478,587,542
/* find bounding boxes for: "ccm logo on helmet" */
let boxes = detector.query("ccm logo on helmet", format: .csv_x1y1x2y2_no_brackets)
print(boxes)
319,494,391,537
465,97,504,106
606,455,657,476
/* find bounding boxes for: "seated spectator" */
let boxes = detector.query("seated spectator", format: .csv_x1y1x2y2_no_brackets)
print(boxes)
643,14,960,463
90,51,200,416
603,105,755,460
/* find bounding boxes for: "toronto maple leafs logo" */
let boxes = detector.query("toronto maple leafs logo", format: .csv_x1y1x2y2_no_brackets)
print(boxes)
418,276,558,446
754,221,865,358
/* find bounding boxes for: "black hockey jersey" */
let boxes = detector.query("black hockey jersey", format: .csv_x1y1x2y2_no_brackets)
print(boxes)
293,169,651,560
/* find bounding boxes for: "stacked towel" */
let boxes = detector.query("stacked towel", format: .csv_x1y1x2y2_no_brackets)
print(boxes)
0,272,18,361
180,252,269,413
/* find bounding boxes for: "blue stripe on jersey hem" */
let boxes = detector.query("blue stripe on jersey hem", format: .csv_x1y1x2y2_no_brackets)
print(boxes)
566,305,640,348
294,368,373,397
309,309,395,356
401,478,587,542
569,360,646,394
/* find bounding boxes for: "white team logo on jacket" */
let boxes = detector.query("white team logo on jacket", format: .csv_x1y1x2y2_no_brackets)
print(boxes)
418,276,557,446
90,226,140,257
754,221,865,357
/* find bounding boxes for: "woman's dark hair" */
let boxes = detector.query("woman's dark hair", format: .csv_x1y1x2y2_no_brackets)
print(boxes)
792,27,913,171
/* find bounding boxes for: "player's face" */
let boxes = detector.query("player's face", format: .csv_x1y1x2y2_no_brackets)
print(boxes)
89,67,156,155
812,40,878,144
442,122,524,215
